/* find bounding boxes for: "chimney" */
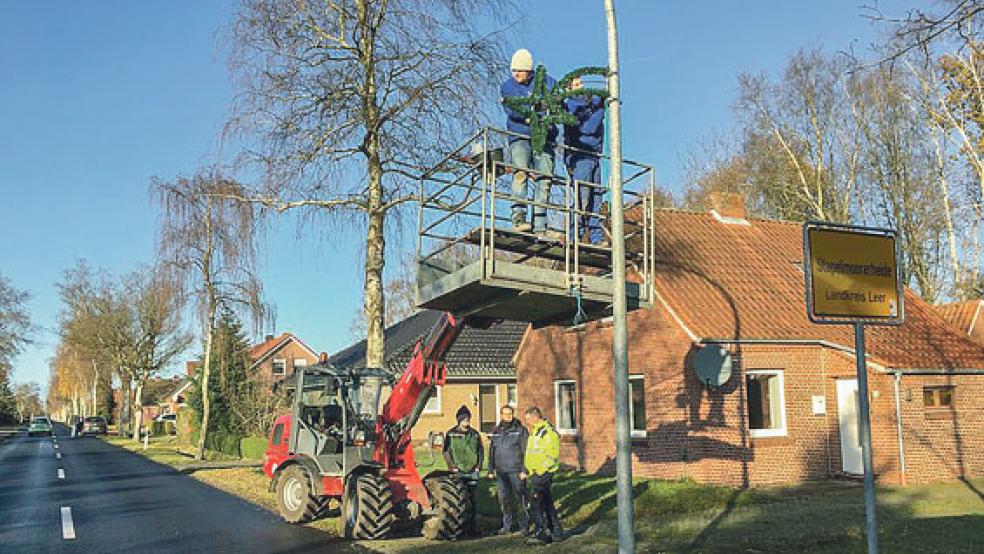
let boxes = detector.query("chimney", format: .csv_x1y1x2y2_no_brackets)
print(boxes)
707,192,746,221
265,334,274,342
185,361,199,377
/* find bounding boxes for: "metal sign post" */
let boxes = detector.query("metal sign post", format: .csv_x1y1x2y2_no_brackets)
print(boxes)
803,221,904,554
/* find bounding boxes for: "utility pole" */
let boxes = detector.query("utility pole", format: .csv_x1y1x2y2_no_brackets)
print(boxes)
604,1,635,552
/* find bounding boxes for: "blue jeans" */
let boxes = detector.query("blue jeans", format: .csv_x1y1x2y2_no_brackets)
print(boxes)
566,152,603,244
495,471,528,532
509,139,555,232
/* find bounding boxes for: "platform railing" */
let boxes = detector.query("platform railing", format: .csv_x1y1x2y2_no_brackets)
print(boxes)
417,126,655,317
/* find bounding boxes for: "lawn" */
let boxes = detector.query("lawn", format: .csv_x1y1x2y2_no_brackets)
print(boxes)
101,435,984,553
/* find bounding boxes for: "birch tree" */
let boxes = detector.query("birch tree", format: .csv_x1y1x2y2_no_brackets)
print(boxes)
153,169,265,460
223,0,515,369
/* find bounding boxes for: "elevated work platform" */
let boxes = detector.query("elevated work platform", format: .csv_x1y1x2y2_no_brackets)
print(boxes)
416,127,656,327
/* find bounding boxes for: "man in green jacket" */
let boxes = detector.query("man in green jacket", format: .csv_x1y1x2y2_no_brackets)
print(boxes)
443,405,484,535
523,406,563,544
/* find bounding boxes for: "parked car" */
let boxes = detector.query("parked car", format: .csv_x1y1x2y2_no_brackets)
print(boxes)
27,416,53,437
155,413,177,424
82,416,108,435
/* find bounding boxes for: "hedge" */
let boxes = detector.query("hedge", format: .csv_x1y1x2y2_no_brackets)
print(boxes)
240,436,268,460
150,421,177,436
206,431,242,457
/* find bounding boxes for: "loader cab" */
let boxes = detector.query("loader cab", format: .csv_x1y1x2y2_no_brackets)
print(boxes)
266,364,389,479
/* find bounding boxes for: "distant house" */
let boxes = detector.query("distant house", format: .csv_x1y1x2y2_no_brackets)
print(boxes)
139,376,186,424
331,310,527,442
516,197,984,487
249,332,320,386
182,332,321,387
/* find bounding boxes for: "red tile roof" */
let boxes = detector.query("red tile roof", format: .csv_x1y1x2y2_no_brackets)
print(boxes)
936,300,984,343
249,332,317,366
649,209,984,370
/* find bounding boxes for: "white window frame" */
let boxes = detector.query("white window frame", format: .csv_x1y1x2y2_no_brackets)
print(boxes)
293,358,308,369
506,383,517,408
554,380,578,435
423,386,442,415
629,375,646,438
272,358,287,375
746,369,787,438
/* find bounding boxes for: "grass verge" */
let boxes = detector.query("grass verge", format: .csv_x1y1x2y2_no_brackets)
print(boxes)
101,435,984,553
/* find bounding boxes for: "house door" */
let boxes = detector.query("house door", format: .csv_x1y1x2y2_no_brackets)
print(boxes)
478,385,498,434
836,379,863,475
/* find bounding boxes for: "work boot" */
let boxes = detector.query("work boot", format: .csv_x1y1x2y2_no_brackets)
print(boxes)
512,212,532,233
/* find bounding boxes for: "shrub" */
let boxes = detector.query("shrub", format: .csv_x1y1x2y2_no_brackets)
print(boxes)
240,436,268,460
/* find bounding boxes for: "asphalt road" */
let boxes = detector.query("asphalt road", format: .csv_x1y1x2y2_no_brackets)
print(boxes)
0,423,352,553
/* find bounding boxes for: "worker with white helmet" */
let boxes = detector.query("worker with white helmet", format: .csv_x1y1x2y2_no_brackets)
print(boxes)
500,48,557,236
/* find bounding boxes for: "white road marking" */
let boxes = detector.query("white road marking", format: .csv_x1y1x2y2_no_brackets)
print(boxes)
58,468,65,479
60,507,76,540
56,452,62,459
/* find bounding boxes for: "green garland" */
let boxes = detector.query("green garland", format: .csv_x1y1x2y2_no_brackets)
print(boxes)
502,65,610,154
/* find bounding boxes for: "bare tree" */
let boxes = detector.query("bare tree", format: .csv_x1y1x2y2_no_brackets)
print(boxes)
735,48,861,223
12,382,41,422
153,169,266,460
865,0,983,64
126,269,193,440
223,0,516,369
0,271,32,421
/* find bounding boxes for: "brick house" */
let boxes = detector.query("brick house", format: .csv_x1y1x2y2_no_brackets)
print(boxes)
516,201,984,487
249,332,320,386
332,310,526,443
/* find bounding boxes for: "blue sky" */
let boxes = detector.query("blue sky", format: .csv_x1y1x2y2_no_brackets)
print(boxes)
0,1,908,391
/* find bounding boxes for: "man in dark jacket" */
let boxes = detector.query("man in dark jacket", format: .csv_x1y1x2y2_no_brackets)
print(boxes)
563,76,607,245
443,405,484,535
487,405,529,534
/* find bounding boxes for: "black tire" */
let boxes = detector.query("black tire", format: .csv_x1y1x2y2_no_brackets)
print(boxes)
275,465,323,523
342,473,395,540
422,476,471,541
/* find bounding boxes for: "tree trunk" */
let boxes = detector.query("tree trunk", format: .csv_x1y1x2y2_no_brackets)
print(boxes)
92,361,99,417
357,0,386,371
197,303,217,460
132,380,144,441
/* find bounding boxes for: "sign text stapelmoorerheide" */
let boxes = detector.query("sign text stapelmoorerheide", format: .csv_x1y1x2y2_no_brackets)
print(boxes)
805,224,903,324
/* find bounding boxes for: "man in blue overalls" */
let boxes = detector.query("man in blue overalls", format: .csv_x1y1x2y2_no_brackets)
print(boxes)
563,76,606,245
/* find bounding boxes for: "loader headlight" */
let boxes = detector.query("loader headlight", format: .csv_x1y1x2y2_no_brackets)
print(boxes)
353,430,367,447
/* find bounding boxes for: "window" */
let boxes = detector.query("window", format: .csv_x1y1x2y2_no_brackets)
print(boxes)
746,370,786,437
272,359,286,375
923,386,955,409
272,423,284,446
506,384,517,408
293,358,308,371
423,386,441,415
629,376,646,437
554,380,577,434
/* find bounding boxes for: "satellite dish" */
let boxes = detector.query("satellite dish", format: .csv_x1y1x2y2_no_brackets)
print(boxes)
692,345,733,389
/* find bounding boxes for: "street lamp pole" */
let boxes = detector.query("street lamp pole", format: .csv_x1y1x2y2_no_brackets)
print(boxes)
604,1,635,552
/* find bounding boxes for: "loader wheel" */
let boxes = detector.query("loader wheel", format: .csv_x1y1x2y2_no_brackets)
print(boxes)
276,465,322,523
422,476,471,541
342,473,395,540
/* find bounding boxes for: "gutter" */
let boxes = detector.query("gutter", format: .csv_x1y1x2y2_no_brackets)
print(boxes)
890,368,984,375
699,337,889,371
